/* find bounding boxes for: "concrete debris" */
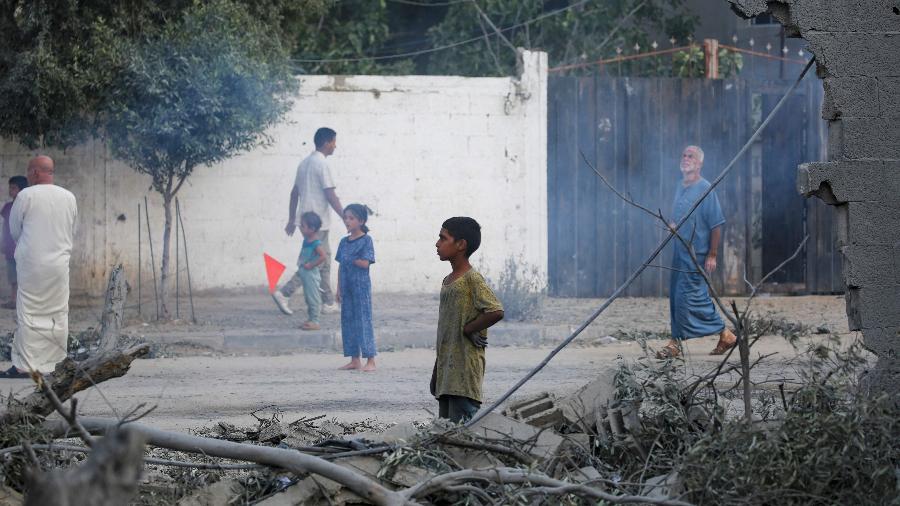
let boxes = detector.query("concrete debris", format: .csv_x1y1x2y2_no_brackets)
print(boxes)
571,466,602,484
177,479,240,506
504,392,566,428
468,412,564,460
445,446,503,469
256,476,343,506
559,367,617,433
641,472,682,499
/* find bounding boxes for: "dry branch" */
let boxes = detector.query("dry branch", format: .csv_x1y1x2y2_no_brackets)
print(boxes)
401,467,693,505
1,344,149,424
44,417,411,506
1,345,149,426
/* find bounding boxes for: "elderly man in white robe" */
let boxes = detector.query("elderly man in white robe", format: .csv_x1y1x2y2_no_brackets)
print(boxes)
0,156,77,378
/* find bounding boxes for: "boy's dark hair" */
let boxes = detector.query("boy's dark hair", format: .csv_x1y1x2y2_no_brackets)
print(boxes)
314,127,337,149
442,217,481,257
344,203,370,234
8,176,27,191
300,211,322,232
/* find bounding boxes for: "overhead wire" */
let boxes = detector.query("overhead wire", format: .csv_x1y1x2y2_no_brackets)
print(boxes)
464,57,817,428
291,0,593,64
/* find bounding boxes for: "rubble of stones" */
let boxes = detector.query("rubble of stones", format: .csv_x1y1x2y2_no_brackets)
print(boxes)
163,368,669,506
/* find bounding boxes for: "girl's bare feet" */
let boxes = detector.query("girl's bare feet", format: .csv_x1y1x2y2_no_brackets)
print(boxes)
339,358,361,370
361,358,376,372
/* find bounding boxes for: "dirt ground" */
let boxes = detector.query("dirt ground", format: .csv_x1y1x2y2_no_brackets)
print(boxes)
0,291,851,432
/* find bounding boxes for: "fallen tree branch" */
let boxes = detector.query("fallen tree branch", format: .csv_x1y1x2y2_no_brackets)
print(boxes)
36,378,94,446
401,467,694,505
1,344,150,424
44,417,411,506
1,444,263,470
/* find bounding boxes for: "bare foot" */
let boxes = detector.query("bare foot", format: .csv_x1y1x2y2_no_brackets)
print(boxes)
339,359,361,370
361,358,376,372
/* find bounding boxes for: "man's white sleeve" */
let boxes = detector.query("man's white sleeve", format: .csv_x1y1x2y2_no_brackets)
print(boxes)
321,160,336,190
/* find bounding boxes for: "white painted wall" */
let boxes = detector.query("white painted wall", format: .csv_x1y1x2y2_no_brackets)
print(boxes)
0,50,548,297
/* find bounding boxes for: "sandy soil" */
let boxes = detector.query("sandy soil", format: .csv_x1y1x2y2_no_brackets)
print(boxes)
0,292,851,432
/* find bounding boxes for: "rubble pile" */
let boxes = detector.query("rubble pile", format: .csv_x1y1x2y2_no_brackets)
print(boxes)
152,366,674,506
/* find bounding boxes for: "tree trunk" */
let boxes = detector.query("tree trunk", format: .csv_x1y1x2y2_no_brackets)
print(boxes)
158,194,173,319
97,264,126,351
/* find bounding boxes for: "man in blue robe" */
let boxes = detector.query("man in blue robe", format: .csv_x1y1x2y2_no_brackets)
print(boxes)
658,146,736,359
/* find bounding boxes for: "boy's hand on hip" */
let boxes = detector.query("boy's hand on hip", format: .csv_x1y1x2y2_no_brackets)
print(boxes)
465,332,488,348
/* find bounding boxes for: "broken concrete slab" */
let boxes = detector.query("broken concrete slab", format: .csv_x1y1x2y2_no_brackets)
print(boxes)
256,476,342,506
467,412,564,460
504,392,566,429
571,466,601,484
445,446,502,470
177,479,239,506
560,367,617,433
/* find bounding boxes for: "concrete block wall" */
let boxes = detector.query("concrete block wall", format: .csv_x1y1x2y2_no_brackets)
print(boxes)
0,50,548,297
730,0,900,395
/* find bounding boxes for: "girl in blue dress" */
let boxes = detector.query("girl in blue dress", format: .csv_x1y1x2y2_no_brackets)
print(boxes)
336,204,377,371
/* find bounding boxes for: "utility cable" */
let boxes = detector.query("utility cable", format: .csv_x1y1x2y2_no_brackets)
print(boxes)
291,0,592,64
465,57,817,428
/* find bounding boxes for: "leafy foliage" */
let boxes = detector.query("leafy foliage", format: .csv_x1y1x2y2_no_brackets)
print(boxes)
425,0,697,76
599,339,899,505
103,0,296,196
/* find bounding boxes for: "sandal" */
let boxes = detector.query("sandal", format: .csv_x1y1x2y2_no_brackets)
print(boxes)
710,329,737,355
709,339,737,355
0,366,30,379
655,343,682,360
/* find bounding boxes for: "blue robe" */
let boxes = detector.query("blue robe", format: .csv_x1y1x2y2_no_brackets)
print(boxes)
669,178,726,340
336,234,377,358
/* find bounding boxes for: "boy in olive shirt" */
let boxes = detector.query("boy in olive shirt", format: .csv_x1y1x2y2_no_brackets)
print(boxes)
430,217,504,423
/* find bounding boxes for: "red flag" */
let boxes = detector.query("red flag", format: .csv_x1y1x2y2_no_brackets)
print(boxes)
263,253,286,294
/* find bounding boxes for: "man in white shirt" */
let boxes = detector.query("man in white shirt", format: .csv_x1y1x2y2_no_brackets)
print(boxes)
273,127,344,315
1,155,77,378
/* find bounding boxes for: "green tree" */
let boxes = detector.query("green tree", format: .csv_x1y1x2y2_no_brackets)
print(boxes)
424,0,697,76
103,0,297,317
0,0,319,148
288,0,415,75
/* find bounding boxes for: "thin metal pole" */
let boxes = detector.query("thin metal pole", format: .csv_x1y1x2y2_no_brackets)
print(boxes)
137,203,142,318
144,196,160,320
176,198,196,323
176,196,180,320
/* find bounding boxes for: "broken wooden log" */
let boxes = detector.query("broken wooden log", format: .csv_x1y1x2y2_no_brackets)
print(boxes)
44,417,411,506
97,264,127,352
1,344,149,424
23,427,145,506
